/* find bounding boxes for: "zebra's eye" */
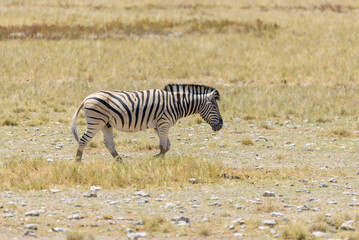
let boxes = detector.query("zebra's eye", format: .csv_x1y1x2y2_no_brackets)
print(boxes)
212,106,217,110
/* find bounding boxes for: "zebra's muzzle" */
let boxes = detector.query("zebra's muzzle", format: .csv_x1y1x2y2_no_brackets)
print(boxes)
212,123,223,132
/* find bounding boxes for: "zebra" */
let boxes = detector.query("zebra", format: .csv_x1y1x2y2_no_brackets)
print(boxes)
70,84,223,161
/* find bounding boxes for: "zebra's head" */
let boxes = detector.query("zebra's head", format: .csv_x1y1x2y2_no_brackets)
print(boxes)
200,90,223,132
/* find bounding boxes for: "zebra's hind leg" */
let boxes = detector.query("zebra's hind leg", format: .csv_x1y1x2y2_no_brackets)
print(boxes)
102,124,122,162
154,126,170,157
76,126,102,162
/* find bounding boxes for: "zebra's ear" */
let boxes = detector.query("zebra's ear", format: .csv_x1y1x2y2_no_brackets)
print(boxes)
208,90,220,101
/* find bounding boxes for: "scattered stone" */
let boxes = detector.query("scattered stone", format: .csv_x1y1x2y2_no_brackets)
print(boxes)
90,185,101,191
263,191,275,197
229,225,235,230
164,202,176,208
127,232,147,240
134,191,150,197
263,220,277,226
52,227,67,232
84,190,97,198
3,213,14,218
235,118,241,123
208,202,222,207
312,231,326,238
188,178,197,184
107,220,116,225
327,200,338,205
67,214,84,220
25,210,40,217
234,232,243,237
50,189,61,194
340,221,355,231
319,183,328,188
24,224,38,230
258,226,269,230
232,218,245,225
328,178,337,183
133,221,143,226
23,231,36,237
171,216,190,225
270,212,283,217
234,204,246,210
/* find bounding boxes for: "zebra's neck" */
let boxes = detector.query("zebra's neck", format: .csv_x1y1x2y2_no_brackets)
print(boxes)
169,92,206,121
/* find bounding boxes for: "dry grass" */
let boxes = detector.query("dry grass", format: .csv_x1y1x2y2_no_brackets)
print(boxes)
140,215,172,233
241,137,254,146
282,223,309,240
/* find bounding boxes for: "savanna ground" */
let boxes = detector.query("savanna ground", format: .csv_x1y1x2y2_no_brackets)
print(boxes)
0,0,359,239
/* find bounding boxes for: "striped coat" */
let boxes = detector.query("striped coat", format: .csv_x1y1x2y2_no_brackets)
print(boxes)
71,84,223,161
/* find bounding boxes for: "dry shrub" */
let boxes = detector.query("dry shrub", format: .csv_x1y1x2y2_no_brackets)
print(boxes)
141,215,172,233
282,223,309,240
330,127,352,137
242,137,253,146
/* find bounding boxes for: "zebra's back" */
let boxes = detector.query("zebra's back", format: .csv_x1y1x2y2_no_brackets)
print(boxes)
83,89,165,132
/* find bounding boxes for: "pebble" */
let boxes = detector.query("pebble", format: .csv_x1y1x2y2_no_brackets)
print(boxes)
319,183,328,188
84,190,97,198
164,202,176,208
133,221,143,226
171,216,190,225
263,191,275,197
25,210,40,217
134,191,150,197
50,189,61,194
328,178,337,183
52,227,67,232
127,232,147,240
208,202,222,207
90,185,101,191
234,204,245,210
23,231,36,237
234,232,243,237
3,213,14,218
270,212,283,217
188,178,197,184
24,224,38,230
229,225,235,230
67,214,84,220
340,221,355,231
312,231,326,237
263,220,277,226
232,218,245,225
258,226,269,230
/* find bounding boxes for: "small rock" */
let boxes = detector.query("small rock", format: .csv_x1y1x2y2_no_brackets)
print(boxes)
25,210,40,217
234,232,243,237
90,185,101,191
319,183,328,188
24,224,38,230
171,216,190,225
50,189,61,194
24,231,36,237
232,218,245,225
234,204,245,210
164,202,176,208
340,222,355,231
235,118,241,123
127,232,147,240
134,191,150,197
3,213,14,218
328,178,337,183
263,191,275,197
133,221,143,226
263,220,277,226
188,178,197,184
270,212,283,217
67,214,84,220
52,227,67,232
208,202,222,207
258,226,269,230
229,225,235,230
84,190,97,198
312,231,326,237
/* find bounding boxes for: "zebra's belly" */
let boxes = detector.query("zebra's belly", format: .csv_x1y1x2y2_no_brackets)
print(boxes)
110,118,157,132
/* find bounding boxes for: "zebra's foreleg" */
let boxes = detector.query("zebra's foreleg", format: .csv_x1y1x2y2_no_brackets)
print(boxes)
154,126,170,157
102,125,122,162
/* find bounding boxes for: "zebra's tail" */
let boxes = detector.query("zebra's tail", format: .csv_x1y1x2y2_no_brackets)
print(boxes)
71,101,85,143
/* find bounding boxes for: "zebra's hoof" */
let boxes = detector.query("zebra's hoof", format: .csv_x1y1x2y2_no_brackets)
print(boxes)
153,153,164,158
115,155,122,162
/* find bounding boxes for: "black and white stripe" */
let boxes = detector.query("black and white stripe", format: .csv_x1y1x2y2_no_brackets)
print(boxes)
71,84,223,161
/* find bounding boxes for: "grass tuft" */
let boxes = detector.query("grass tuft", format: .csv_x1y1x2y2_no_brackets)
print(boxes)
282,223,309,240
330,127,352,137
242,137,254,146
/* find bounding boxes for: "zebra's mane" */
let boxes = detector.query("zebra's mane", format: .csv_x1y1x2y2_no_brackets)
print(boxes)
163,84,220,100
